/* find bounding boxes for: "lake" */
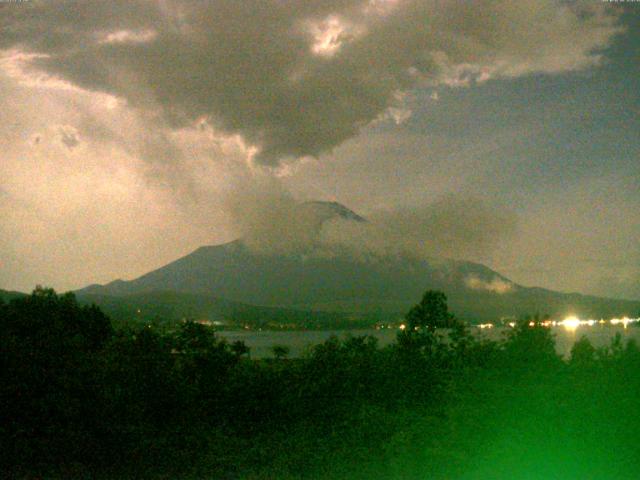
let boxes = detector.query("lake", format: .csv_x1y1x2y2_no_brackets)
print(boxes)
218,324,640,359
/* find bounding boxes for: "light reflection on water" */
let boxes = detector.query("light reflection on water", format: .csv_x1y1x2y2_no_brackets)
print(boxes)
218,326,640,359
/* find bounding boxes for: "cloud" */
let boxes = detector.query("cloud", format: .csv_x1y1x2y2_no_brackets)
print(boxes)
0,0,622,166
223,179,324,255
0,0,634,302
99,29,158,45
488,174,640,300
0,64,241,291
465,275,514,294
320,195,518,261
224,183,517,262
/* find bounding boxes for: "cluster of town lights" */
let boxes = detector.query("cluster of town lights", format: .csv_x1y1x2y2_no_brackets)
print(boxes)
474,316,639,331
387,317,640,332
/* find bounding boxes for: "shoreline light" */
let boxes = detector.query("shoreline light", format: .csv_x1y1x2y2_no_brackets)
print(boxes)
559,316,581,331
482,317,638,330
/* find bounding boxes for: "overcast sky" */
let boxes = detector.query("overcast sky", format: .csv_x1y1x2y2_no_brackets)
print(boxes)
1,0,638,300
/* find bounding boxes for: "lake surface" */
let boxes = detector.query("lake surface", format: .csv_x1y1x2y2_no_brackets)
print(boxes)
218,325,640,359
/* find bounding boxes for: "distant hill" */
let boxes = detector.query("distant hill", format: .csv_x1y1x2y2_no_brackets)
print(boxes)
78,290,364,329
0,289,27,303
76,201,640,323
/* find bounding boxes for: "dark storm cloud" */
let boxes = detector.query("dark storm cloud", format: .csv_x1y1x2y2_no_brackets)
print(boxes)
0,0,622,166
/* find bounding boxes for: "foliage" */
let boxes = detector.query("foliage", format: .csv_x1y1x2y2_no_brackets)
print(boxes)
570,335,597,367
271,344,291,360
2,287,640,479
404,290,455,333
501,318,561,368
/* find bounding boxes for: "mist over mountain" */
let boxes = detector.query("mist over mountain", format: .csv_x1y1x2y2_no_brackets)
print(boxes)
76,202,640,323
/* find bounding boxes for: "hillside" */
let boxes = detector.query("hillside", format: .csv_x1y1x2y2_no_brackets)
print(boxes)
77,290,364,329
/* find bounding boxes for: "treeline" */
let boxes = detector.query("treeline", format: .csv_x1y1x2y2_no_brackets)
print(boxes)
2,288,640,479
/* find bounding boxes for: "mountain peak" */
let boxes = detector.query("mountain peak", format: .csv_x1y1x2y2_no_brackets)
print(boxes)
300,200,366,223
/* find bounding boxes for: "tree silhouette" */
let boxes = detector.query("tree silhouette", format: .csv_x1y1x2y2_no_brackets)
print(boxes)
231,339,250,358
405,290,455,332
570,335,596,367
503,319,559,367
271,344,290,360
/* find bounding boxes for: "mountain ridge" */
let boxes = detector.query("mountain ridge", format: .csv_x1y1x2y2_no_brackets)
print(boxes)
70,201,640,323
75,242,640,322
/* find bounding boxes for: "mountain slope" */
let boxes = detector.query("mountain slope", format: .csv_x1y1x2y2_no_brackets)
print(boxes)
76,243,640,322
76,201,640,322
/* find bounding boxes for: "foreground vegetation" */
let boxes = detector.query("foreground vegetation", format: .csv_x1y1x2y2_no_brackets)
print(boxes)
2,288,640,479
